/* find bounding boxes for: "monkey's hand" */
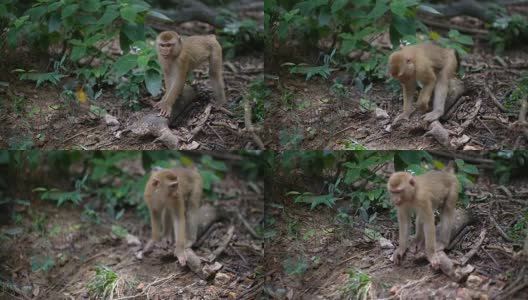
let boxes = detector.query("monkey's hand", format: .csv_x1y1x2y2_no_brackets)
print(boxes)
393,247,406,265
392,112,411,127
154,99,173,118
423,110,443,123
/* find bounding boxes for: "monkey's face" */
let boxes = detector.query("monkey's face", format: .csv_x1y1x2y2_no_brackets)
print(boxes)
388,172,416,206
388,54,414,81
151,171,180,199
157,33,182,58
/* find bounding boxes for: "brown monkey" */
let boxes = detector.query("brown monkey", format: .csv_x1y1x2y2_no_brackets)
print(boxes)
155,31,226,117
143,167,203,266
387,161,459,268
388,43,458,125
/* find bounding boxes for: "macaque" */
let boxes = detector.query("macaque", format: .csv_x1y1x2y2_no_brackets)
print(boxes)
143,167,203,266
155,31,226,117
388,43,458,125
388,161,459,268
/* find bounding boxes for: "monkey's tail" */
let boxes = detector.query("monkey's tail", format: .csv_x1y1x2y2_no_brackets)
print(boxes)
444,160,456,173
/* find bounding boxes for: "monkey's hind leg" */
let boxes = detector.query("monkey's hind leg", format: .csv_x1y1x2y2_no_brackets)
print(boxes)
209,47,227,105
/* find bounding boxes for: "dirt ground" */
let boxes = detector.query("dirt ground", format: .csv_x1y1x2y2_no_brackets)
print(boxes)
264,170,528,299
265,23,528,150
0,20,263,150
0,173,264,299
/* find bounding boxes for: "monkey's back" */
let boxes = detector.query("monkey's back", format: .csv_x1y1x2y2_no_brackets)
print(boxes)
409,43,457,74
183,35,221,68
415,170,459,207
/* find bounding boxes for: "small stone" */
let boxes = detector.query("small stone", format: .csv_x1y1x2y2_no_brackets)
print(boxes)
375,108,389,119
379,237,394,249
214,272,231,286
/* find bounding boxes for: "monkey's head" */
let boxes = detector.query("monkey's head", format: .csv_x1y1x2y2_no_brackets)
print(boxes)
387,172,416,206
156,31,182,58
150,170,179,198
388,52,414,81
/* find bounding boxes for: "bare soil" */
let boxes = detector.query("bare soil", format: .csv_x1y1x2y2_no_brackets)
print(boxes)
0,22,263,150
264,171,528,299
0,173,263,299
265,31,528,150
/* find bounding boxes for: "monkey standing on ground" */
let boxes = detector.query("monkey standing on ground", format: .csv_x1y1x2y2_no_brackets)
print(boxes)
155,31,226,117
387,161,459,268
388,43,459,126
143,167,203,266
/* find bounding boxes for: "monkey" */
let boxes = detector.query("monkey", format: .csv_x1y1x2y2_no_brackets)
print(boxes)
155,31,226,117
387,161,459,268
388,43,458,126
143,167,203,266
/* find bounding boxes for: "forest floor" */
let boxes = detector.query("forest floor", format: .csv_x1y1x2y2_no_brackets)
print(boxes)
264,170,528,299
0,172,263,299
265,17,528,150
0,18,263,150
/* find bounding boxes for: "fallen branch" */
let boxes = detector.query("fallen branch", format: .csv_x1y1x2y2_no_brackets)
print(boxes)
428,150,495,166
236,211,260,239
190,104,212,137
208,225,235,262
460,229,487,265
460,98,482,131
424,120,450,147
485,85,507,113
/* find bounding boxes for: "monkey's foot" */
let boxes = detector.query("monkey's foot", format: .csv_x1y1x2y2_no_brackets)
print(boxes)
155,100,173,118
392,247,406,265
392,113,411,127
176,251,188,266
423,110,444,122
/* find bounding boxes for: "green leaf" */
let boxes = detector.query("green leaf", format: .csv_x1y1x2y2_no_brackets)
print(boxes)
331,0,349,13
148,10,172,22
97,8,119,25
368,0,390,19
121,23,145,42
27,6,47,20
112,54,137,77
82,0,101,12
47,2,63,12
455,159,479,175
48,14,61,32
419,4,441,15
145,69,161,96
71,46,86,61
62,4,79,18
120,5,142,23
111,225,128,238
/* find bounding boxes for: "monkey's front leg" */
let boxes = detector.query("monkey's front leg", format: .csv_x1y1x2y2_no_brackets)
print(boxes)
143,209,163,255
393,208,410,265
422,209,440,269
392,81,416,127
155,70,185,118
172,203,187,266
423,77,448,122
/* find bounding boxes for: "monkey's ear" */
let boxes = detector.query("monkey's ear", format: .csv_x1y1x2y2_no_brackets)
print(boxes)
405,57,412,64
152,178,159,187
168,179,179,189
409,177,415,186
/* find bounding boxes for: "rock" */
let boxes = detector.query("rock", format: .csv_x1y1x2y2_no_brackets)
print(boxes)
214,272,231,286
104,114,120,126
126,234,141,246
379,237,394,249
375,108,389,119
